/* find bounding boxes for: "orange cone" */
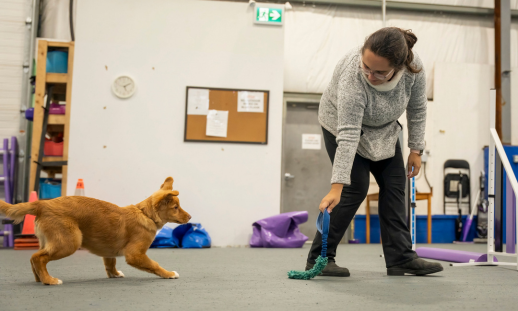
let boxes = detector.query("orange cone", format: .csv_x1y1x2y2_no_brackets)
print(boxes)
74,179,86,251
14,191,40,250
74,179,85,196
21,191,38,235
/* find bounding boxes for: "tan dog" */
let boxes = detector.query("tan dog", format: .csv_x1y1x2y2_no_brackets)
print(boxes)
0,177,190,285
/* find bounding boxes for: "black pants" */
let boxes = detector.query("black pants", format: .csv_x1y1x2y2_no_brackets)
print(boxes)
308,127,417,268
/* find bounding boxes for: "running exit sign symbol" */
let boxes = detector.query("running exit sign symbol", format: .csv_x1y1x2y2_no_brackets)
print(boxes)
254,5,284,25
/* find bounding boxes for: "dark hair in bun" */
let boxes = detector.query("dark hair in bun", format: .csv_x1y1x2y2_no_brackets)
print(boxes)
362,27,421,74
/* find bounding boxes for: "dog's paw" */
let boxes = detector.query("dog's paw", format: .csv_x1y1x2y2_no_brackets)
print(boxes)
44,277,63,285
163,271,179,279
108,270,125,278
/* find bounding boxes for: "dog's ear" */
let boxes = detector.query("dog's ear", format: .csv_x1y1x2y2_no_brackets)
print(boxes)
158,193,174,205
154,192,177,209
160,177,174,191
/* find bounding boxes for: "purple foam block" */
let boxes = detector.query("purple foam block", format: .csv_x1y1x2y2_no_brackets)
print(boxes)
416,247,498,263
250,211,309,248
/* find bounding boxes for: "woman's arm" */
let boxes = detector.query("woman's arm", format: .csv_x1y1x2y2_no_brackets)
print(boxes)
332,70,366,185
406,61,427,178
331,71,366,185
320,66,366,213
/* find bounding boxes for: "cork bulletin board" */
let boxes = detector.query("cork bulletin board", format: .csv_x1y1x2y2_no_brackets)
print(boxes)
184,86,269,144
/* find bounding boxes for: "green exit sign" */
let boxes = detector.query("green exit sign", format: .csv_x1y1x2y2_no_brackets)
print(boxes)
254,5,284,26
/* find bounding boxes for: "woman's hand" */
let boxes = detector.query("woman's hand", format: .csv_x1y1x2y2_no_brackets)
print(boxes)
319,184,343,213
407,152,421,178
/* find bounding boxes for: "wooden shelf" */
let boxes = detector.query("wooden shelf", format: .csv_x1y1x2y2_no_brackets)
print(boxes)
46,73,68,83
48,115,66,125
42,156,65,162
47,41,73,48
31,40,74,197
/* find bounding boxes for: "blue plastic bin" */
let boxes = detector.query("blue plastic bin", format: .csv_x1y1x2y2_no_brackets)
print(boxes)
354,215,477,243
39,178,62,199
46,51,68,73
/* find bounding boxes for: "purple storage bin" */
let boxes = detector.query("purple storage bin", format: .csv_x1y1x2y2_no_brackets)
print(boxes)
49,102,66,115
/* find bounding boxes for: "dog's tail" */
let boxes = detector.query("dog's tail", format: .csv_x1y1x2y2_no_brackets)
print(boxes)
0,200,38,224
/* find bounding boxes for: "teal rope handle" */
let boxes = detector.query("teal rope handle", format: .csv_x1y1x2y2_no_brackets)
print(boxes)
287,209,331,280
316,209,330,258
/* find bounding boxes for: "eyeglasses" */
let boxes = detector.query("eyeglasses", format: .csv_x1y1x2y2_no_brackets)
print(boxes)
359,62,395,81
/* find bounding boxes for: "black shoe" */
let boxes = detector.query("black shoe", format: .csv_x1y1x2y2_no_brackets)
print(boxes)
306,261,350,277
387,258,443,276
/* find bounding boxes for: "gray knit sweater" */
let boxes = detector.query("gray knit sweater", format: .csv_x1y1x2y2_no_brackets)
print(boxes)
319,47,427,185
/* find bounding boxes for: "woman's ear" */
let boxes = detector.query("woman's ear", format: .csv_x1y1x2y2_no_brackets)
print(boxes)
160,177,174,190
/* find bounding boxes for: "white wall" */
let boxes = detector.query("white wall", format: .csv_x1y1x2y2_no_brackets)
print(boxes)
429,62,494,214
284,4,518,100
39,0,77,41
68,0,284,247
0,0,30,140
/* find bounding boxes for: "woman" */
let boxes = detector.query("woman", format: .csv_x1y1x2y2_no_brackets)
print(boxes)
305,27,443,276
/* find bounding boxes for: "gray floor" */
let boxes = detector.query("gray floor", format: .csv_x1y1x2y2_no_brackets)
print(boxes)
1,244,517,311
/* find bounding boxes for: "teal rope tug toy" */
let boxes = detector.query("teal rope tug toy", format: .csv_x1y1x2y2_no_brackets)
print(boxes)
287,209,330,280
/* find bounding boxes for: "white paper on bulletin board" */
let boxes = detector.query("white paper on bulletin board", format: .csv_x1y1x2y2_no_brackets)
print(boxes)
206,110,229,137
237,91,264,113
187,88,210,115
302,134,321,150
